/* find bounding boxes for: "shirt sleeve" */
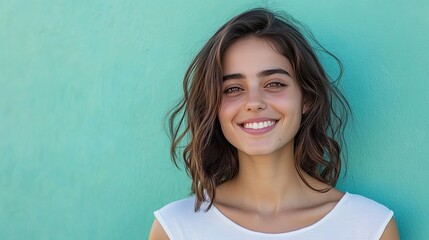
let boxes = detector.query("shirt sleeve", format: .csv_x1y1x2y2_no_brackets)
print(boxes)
154,210,176,240
373,210,394,239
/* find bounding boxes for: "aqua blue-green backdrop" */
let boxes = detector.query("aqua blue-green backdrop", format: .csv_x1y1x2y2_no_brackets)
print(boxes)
1,0,428,239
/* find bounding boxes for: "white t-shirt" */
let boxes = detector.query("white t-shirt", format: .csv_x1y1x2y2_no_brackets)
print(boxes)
154,192,393,240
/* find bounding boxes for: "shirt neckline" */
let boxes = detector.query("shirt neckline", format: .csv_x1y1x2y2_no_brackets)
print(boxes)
209,192,350,237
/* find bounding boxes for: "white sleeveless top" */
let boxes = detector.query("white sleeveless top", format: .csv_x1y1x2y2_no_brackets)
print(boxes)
154,192,393,240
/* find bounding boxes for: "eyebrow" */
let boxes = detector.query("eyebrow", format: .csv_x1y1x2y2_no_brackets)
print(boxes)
222,68,291,81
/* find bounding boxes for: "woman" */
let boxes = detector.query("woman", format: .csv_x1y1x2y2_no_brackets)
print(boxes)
149,8,399,239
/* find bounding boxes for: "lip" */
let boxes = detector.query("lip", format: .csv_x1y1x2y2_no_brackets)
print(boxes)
238,117,279,135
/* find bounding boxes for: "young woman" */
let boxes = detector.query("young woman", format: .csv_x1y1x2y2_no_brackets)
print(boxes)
149,8,399,239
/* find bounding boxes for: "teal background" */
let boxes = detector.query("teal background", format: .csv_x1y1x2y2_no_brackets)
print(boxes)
0,0,427,239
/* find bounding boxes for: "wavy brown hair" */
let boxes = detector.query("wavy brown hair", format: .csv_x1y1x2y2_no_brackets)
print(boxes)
168,8,351,211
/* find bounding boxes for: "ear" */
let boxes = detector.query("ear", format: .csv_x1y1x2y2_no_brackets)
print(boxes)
302,104,308,114
302,98,310,115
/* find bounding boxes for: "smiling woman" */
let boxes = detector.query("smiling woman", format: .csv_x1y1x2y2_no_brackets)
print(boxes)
219,38,303,158
149,8,399,240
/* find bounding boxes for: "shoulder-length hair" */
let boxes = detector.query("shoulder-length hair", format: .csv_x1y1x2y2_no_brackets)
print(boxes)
168,8,351,211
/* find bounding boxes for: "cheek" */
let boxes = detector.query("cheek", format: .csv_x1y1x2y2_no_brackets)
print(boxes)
269,93,302,114
278,89,304,114
218,100,241,142
283,97,304,131
218,98,239,124
218,105,231,136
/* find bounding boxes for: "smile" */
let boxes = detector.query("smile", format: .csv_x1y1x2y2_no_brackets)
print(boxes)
241,120,277,130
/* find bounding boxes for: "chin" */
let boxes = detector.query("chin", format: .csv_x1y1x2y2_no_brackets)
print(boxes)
238,146,279,157
236,139,294,158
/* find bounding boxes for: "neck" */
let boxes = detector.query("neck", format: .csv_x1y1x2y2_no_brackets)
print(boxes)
226,142,310,213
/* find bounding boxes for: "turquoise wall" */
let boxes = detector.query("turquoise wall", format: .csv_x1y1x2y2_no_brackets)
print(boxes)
1,0,427,239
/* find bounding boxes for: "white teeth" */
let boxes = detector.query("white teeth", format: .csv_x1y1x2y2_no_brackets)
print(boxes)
243,121,276,130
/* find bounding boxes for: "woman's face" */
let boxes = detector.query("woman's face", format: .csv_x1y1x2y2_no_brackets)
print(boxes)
218,37,305,157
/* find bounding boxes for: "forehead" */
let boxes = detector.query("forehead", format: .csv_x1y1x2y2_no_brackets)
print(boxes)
222,37,294,77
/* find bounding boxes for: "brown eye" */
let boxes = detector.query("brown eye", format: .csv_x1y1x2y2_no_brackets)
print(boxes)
224,86,243,94
266,81,286,88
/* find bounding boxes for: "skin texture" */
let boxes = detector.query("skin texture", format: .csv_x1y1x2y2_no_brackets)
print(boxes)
148,37,400,239
148,219,169,240
380,218,400,240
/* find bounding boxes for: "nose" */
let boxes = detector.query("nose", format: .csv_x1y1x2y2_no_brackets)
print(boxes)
245,89,267,111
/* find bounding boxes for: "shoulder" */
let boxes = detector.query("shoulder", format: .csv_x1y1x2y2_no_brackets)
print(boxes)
152,196,215,240
380,217,400,239
343,192,393,216
148,219,169,240
154,196,197,233
335,192,394,239
156,196,196,217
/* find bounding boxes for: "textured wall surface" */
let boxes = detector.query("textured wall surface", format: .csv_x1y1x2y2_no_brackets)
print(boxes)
0,0,428,239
